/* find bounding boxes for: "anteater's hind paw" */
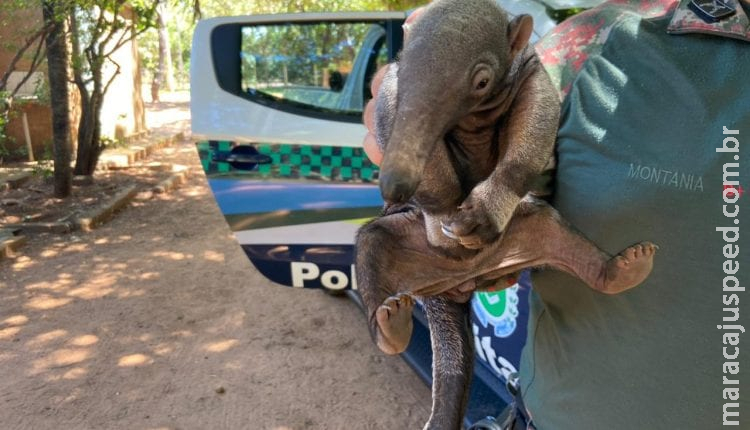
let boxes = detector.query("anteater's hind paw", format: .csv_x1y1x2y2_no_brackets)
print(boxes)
375,293,415,355
600,241,658,294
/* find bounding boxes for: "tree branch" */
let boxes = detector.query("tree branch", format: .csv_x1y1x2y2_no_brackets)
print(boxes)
69,11,89,96
9,30,48,100
0,25,52,92
90,2,108,50
102,0,160,60
192,0,202,22
102,58,122,97
102,20,131,59
97,0,128,59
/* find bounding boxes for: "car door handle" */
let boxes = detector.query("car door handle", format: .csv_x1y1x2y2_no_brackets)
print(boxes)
225,153,272,164
212,144,272,170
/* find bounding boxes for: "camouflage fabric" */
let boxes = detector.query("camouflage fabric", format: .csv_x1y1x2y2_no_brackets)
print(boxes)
523,4,750,427
534,0,750,99
667,0,750,41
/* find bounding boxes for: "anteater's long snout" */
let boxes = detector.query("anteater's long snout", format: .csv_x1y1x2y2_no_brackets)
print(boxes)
377,118,442,205
379,166,421,204
376,61,454,205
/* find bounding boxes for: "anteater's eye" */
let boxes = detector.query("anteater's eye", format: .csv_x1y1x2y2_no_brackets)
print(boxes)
472,68,492,92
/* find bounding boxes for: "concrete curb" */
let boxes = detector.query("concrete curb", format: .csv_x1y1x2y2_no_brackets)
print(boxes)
98,132,184,170
141,162,174,172
122,130,149,144
0,131,188,241
3,171,185,236
1,222,73,234
0,171,33,191
0,229,27,259
153,165,189,194
74,184,139,232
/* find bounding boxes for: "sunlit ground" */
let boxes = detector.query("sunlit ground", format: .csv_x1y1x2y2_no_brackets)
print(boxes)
0,95,431,429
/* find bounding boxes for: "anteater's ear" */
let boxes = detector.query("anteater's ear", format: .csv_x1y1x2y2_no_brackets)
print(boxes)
507,14,533,58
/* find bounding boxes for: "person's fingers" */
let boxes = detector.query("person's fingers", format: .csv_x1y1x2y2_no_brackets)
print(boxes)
369,5,426,96
362,5,429,167
403,6,428,45
363,65,389,166
363,132,383,166
370,64,389,97
364,99,375,132
365,65,388,134
403,6,427,36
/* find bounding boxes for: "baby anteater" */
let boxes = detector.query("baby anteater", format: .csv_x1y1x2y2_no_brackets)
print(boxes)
355,0,658,429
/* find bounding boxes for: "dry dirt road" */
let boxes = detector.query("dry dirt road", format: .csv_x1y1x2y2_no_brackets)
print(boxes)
0,97,432,430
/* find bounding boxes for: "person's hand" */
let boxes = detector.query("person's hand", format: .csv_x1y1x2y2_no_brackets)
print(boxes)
362,66,387,166
362,6,427,166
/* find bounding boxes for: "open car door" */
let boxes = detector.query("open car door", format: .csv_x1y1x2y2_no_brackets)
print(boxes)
192,13,404,292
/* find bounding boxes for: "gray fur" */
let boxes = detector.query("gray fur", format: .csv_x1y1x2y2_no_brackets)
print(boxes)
356,1,657,428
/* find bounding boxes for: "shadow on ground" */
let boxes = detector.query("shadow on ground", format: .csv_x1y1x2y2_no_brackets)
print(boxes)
0,117,431,430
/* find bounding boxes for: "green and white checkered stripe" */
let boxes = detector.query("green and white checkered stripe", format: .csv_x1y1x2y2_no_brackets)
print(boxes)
197,141,380,183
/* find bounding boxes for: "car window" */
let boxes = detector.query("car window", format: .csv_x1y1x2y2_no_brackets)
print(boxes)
241,22,385,116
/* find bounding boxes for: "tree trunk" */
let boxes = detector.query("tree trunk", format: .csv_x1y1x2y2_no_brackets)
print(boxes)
70,9,107,177
42,0,72,198
73,81,104,176
173,21,185,86
157,0,175,92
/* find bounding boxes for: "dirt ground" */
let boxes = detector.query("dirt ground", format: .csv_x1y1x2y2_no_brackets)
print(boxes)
0,94,432,430
0,165,170,225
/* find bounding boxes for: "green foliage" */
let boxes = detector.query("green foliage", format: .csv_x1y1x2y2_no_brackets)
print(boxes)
137,0,429,90
0,90,12,161
70,0,158,31
32,74,50,104
71,0,159,78
68,0,162,175
32,160,54,179
31,141,54,178
0,118,6,146
131,0,161,31
241,21,373,92
195,0,426,16
139,1,191,87
0,0,40,51
546,7,586,23
0,92,7,144
138,27,160,80
100,135,126,149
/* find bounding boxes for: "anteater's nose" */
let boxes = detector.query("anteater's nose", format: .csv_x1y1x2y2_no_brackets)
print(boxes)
379,171,418,204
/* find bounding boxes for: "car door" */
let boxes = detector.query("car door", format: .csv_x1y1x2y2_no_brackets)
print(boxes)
192,12,403,292
191,5,560,426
